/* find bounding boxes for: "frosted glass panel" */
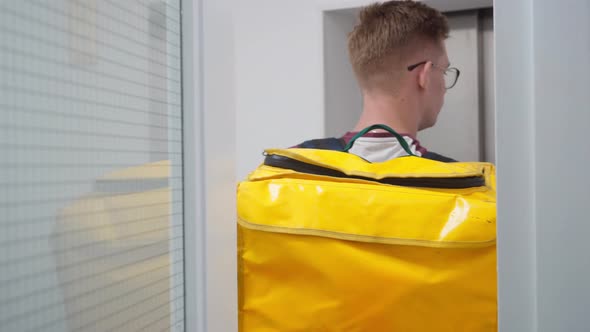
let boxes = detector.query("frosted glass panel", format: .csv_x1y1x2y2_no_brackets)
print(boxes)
0,0,184,331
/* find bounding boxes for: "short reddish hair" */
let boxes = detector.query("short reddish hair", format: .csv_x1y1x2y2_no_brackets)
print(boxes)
348,1,449,83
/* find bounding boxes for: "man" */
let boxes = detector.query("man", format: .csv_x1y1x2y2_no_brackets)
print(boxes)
297,0,459,162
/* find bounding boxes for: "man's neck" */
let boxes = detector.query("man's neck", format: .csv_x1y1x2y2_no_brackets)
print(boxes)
353,94,420,137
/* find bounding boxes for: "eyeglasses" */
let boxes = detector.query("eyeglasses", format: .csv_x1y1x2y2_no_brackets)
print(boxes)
407,61,461,89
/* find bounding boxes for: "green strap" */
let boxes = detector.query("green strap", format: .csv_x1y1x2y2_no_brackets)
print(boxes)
343,124,415,156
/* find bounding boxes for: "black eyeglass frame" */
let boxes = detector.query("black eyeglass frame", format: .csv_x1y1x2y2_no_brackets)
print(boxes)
407,61,461,89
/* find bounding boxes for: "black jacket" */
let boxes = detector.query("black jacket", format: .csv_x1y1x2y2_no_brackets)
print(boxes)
295,137,457,163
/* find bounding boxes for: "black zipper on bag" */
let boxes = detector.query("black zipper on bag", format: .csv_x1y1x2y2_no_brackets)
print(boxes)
264,154,485,189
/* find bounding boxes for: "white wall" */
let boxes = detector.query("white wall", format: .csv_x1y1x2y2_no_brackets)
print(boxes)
495,0,536,330
496,0,590,331
323,10,362,138
532,1,590,331
234,0,326,180
201,0,238,331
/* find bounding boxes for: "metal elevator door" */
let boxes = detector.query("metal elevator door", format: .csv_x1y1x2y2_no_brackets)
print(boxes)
324,8,495,162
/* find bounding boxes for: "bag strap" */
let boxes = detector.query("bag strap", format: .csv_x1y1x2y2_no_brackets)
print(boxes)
343,124,415,156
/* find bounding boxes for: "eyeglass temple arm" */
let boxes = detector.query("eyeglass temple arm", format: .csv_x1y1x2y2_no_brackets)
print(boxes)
407,61,427,71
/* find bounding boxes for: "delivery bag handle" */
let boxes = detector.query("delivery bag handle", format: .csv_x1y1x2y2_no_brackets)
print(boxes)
343,124,415,156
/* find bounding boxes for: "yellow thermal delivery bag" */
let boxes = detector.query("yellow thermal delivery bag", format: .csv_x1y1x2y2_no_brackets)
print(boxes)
237,138,497,331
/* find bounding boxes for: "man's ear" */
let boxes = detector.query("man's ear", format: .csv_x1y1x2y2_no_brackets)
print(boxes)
418,61,432,89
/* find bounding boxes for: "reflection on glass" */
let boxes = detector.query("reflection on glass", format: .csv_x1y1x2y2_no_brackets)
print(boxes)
0,1,184,331
53,161,178,331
